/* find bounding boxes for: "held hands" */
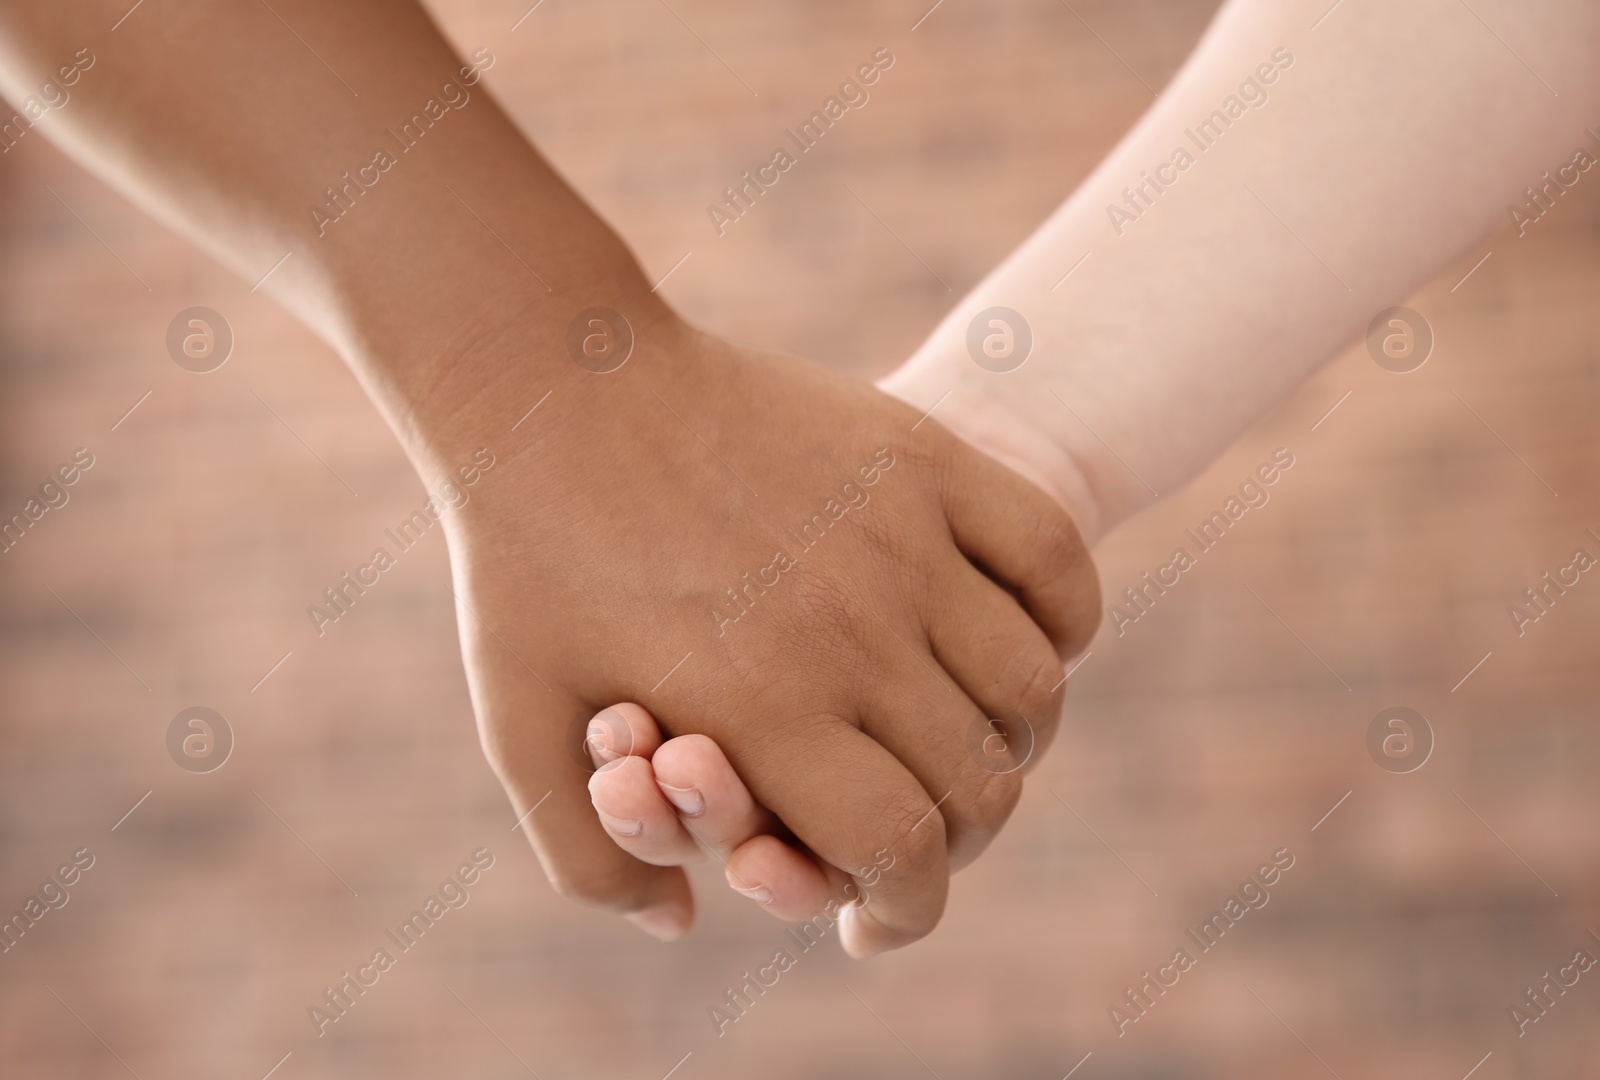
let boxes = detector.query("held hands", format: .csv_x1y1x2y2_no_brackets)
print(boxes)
430,307,1098,957
0,0,1103,957
582,702,925,940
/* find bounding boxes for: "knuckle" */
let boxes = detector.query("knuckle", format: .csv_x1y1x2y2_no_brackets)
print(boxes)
886,798,947,870
1007,642,1067,721
1025,505,1089,586
967,766,1023,832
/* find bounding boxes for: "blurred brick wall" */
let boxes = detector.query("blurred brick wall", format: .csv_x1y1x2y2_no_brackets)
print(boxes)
2,1,1598,1077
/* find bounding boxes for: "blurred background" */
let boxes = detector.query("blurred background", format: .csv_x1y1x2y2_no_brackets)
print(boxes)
3,0,1599,1077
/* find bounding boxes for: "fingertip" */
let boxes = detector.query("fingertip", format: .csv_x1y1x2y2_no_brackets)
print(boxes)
837,896,910,959
652,734,738,817
651,732,726,776
586,749,653,794
657,780,705,817
723,869,773,907
585,756,653,826
585,702,663,767
724,833,835,922
837,903,875,959
625,900,693,942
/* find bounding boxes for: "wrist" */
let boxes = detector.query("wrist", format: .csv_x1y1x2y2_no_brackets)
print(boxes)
293,105,680,483
878,351,1110,546
347,267,679,473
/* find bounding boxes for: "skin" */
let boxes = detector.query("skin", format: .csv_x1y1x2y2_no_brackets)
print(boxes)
8,0,1594,954
590,0,1600,924
890,0,1600,540
0,1,1099,956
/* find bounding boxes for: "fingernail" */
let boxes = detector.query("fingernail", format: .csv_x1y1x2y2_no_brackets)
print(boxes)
626,905,688,942
732,883,772,905
658,782,704,817
596,811,643,837
586,722,620,763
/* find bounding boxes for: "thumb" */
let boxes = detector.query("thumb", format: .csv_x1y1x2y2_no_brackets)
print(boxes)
454,591,693,940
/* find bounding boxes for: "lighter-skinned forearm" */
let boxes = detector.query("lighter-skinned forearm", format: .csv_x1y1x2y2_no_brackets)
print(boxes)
883,0,1600,543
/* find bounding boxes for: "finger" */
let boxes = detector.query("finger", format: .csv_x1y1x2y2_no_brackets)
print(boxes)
650,734,778,859
584,702,664,766
858,648,1024,874
937,439,1101,658
924,554,1067,776
459,618,691,940
582,710,831,907
649,733,845,917
723,716,949,958
583,710,784,865
724,833,849,922
587,754,703,866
